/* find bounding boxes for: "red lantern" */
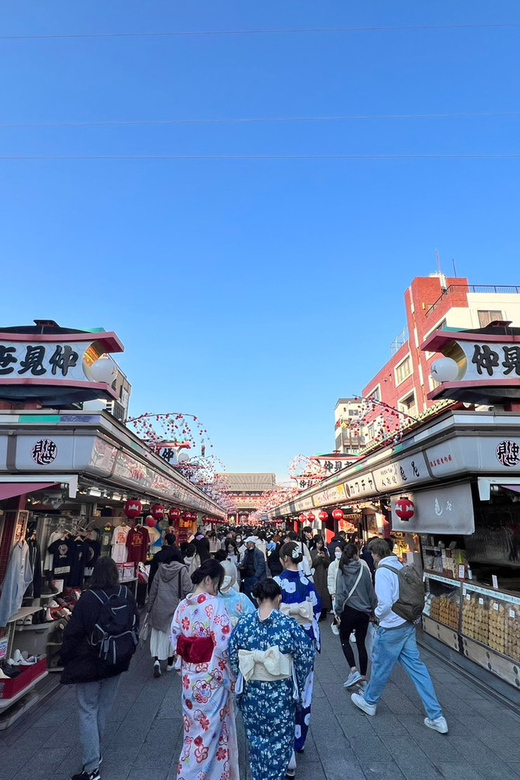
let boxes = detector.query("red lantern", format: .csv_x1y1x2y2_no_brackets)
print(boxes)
145,515,157,528
298,513,307,523
307,513,315,522
124,499,142,519
169,507,181,522
395,498,415,521
151,504,165,521
332,509,344,521
318,511,328,522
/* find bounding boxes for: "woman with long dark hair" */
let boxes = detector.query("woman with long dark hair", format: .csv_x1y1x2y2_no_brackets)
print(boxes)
60,558,139,780
335,543,376,688
229,579,314,780
310,536,332,620
171,559,239,780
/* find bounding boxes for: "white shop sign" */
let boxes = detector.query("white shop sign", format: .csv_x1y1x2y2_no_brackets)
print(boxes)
373,452,428,492
0,341,92,382
458,340,520,383
294,496,315,512
391,482,474,534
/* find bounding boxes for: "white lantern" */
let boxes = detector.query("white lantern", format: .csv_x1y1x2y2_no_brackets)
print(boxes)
89,356,117,384
431,357,459,383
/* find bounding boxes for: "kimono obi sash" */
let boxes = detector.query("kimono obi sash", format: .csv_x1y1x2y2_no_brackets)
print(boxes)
177,635,214,664
238,646,293,682
280,600,314,626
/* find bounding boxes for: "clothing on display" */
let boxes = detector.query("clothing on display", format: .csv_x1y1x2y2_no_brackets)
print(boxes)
48,537,75,579
82,538,101,578
0,540,34,627
25,536,43,599
68,538,87,588
126,525,150,564
111,525,129,564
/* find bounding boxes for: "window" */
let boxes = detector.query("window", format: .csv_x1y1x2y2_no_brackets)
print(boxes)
395,355,412,385
478,310,503,327
348,409,359,417
399,392,417,416
367,386,381,402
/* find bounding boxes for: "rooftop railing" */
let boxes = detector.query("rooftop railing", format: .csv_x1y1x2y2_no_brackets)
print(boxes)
425,284,520,318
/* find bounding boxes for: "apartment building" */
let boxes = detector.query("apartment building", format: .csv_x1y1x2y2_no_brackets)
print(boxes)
334,397,366,454
361,275,520,441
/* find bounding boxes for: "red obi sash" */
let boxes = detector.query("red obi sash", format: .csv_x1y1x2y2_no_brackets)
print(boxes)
177,635,215,664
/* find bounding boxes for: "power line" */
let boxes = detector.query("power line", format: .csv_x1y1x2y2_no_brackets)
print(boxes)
0,153,519,160
1,111,519,129
0,23,519,42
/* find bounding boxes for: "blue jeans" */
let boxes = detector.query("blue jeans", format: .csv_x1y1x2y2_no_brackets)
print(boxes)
364,623,443,720
76,675,120,772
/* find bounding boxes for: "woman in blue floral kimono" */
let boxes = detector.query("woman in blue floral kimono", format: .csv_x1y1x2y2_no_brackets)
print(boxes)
274,541,321,753
229,578,314,780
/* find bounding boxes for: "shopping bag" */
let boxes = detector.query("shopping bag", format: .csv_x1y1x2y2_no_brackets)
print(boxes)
139,613,150,644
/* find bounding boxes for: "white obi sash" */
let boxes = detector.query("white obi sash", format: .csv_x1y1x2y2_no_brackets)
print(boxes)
280,600,314,626
235,645,298,698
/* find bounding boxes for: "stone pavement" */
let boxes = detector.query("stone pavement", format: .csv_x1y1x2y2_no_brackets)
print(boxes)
1,624,520,780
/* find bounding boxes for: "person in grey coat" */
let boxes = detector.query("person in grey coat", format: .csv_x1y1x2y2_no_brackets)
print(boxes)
334,543,376,689
145,560,192,677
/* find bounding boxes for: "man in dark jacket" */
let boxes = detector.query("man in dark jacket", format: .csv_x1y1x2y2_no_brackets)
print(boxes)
327,531,347,557
148,533,183,588
239,536,267,602
60,558,139,780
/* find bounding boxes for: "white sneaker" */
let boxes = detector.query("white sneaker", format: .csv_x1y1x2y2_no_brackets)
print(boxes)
424,716,448,734
351,692,376,716
166,664,175,672
153,661,161,678
349,632,356,643
343,670,363,688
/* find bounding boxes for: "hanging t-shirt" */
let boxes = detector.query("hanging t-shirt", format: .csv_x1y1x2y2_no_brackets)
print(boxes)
68,539,86,587
48,538,74,577
111,526,129,563
126,526,150,563
82,539,101,577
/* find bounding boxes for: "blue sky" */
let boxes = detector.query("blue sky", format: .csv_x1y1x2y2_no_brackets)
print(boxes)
0,1,519,476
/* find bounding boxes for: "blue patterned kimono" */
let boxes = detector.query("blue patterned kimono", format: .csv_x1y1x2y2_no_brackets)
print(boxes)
274,569,321,752
229,609,314,780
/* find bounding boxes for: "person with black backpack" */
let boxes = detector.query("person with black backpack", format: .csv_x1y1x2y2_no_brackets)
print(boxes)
350,538,448,735
60,557,139,780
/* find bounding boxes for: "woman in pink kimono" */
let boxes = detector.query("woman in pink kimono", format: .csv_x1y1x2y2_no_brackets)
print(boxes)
171,559,238,780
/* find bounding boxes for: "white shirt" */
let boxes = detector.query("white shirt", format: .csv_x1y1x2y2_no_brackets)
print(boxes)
374,556,407,628
111,525,129,563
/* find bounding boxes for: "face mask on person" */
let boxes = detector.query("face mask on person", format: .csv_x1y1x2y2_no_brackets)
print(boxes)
335,549,342,559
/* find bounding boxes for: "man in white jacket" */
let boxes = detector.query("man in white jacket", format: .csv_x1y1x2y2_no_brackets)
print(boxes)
350,538,448,734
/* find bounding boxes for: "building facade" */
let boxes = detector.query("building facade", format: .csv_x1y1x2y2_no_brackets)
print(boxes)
219,472,277,523
361,276,520,442
334,397,365,454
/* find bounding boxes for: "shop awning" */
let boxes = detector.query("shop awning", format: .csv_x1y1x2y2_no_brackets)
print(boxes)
500,484,520,494
0,482,57,502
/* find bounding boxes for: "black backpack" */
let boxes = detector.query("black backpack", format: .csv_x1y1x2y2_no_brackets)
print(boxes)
89,586,138,667
379,563,425,623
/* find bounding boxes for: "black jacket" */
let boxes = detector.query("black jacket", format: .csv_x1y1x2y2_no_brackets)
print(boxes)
60,585,139,685
148,545,183,588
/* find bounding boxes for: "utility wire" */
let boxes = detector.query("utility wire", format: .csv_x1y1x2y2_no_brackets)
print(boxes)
0,23,519,41
1,111,519,129
0,153,519,160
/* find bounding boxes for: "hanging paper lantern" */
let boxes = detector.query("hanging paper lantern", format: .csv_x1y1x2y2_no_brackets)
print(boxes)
169,507,181,522
151,504,165,521
298,513,307,523
145,515,157,528
124,499,142,519
318,511,328,522
307,513,315,522
332,509,344,521
395,498,415,521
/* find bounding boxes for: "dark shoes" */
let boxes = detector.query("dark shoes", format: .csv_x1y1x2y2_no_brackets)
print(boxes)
71,770,100,780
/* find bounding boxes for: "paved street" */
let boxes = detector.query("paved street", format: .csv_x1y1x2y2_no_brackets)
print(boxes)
2,626,520,780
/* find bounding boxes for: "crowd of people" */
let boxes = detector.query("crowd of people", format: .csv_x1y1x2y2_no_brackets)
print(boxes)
58,524,449,780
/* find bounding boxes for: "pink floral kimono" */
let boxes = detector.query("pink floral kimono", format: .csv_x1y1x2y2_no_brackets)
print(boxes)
171,592,239,780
